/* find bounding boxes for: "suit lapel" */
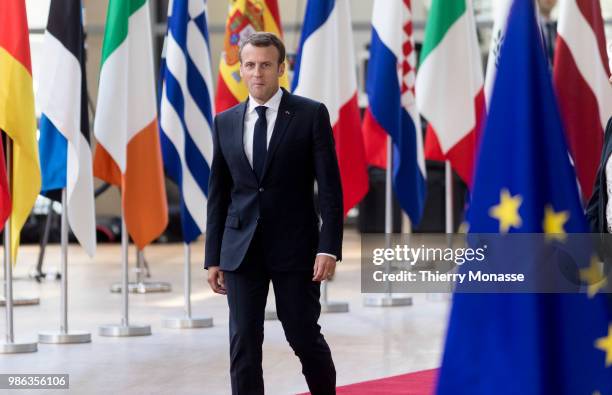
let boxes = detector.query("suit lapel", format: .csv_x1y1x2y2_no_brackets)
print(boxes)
261,90,294,180
232,101,258,186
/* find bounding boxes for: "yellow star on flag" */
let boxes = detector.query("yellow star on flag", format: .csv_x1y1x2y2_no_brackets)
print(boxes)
542,204,569,241
489,189,522,233
595,323,612,367
580,256,608,298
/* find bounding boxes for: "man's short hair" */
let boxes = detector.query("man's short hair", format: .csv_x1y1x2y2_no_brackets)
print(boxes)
239,32,286,65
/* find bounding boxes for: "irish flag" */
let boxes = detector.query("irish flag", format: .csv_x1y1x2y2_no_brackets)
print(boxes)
416,0,484,186
93,0,168,249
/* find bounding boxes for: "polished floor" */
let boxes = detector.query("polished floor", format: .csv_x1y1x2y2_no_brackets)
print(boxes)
0,229,450,395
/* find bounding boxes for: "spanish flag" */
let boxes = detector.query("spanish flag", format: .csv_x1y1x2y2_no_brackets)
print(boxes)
215,0,289,112
93,0,168,249
0,0,41,261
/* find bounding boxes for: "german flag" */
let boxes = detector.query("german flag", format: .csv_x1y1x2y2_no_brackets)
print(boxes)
0,0,41,262
215,0,289,112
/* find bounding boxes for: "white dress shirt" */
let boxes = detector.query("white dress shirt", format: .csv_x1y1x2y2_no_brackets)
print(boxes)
243,88,283,167
605,155,612,233
243,88,336,261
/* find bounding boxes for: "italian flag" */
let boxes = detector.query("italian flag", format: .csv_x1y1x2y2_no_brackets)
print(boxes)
93,0,168,249
416,0,484,186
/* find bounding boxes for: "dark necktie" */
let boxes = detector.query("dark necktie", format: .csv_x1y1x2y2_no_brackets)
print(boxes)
253,105,268,181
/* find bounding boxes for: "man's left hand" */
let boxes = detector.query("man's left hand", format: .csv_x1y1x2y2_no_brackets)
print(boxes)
312,255,336,282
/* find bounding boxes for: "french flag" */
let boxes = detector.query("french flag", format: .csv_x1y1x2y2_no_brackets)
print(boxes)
553,0,612,202
362,0,426,225
292,0,369,216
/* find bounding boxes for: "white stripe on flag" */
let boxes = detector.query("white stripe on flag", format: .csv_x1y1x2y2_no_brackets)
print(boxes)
160,88,207,231
187,19,215,117
484,0,512,105
293,0,357,126
371,0,404,61
67,133,96,255
37,31,96,256
166,32,213,164
126,3,158,140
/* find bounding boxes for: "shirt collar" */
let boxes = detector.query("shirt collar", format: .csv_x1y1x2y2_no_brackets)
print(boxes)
248,88,283,114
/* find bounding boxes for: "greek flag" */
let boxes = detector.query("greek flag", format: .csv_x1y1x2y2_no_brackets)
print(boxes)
159,0,214,243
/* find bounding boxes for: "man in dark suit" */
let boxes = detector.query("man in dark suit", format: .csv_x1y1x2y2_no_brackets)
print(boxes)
586,115,612,233
204,32,343,395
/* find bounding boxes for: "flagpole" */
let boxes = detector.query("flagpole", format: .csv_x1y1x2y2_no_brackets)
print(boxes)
163,243,212,329
109,247,171,294
99,203,151,337
0,136,37,353
445,161,454,233
38,188,91,344
319,279,349,313
426,161,454,302
364,135,412,307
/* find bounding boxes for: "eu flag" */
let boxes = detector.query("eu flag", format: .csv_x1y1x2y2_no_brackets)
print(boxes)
436,0,612,393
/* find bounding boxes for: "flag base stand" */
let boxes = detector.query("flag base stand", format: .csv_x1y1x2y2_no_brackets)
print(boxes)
0,296,39,306
38,331,91,344
320,280,349,314
321,301,349,313
29,268,61,282
98,324,151,337
363,294,412,307
110,281,172,294
426,293,450,302
109,251,171,293
162,317,213,329
161,245,213,329
0,341,37,354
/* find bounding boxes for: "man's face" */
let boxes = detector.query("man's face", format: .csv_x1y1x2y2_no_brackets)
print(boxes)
240,44,285,104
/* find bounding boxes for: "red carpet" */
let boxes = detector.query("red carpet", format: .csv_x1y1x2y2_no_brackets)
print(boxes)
299,368,438,395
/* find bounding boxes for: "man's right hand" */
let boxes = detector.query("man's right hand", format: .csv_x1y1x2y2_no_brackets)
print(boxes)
207,266,227,295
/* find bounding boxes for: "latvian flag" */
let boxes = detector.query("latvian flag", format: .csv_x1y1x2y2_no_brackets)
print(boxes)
37,0,96,256
553,0,612,202
416,0,485,187
292,0,369,215
362,0,426,225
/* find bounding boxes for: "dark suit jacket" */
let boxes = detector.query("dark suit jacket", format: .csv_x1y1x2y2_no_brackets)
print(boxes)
586,117,612,233
204,89,344,272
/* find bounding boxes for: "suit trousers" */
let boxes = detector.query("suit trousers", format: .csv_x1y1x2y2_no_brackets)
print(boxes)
223,226,336,395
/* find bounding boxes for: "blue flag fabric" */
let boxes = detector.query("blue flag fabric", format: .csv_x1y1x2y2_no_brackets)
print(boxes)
436,0,612,394
158,0,214,243
39,115,67,192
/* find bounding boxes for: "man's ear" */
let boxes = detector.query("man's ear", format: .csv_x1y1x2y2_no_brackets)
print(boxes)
239,63,244,79
278,61,285,77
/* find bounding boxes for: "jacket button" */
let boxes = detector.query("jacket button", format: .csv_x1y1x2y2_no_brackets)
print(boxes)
258,187,264,192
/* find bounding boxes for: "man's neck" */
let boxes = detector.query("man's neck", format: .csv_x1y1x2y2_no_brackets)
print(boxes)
251,88,281,105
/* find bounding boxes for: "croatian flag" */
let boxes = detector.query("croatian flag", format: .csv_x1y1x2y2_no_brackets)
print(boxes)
159,0,214,243
292,0,369,215
362,0,426,225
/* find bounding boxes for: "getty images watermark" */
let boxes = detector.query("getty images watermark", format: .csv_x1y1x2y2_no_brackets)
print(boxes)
361,233,612,294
